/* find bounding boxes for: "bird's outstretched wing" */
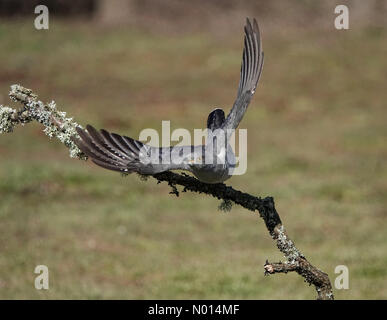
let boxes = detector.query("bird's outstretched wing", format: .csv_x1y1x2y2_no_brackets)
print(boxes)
73,125,195,175
222,18,264,132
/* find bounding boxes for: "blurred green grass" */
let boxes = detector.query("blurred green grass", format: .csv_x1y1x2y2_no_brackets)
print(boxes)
0,20,386,299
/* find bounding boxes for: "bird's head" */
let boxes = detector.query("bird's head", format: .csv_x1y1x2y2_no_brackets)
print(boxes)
207,108,225,131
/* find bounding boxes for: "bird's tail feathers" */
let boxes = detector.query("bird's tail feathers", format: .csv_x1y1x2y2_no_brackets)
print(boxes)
72,125,145,174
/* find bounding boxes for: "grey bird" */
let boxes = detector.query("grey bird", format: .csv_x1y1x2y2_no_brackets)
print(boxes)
73,18,264,184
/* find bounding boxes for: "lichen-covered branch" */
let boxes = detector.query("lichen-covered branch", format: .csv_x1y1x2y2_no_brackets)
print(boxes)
0,85,334,300
2,84,85,159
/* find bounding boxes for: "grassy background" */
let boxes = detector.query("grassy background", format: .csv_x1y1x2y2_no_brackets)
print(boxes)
0,19,386,299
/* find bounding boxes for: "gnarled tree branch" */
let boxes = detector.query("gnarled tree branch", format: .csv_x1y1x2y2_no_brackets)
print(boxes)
0,85,334,300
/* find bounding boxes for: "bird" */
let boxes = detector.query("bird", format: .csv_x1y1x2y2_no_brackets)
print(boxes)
73,18,264,184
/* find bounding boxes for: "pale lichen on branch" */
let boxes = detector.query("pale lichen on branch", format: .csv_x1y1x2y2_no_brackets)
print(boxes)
0,106,18,133
0,84,86,159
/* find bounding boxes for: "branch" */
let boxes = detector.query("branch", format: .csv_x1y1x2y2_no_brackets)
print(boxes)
0,85,334,300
